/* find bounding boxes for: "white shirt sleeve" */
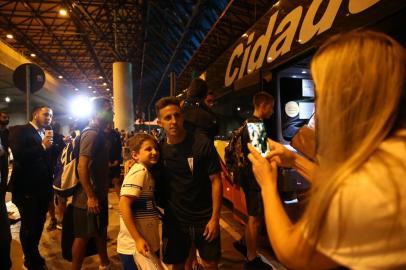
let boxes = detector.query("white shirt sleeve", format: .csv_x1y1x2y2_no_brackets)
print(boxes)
317,153,406,270
120,163,147,198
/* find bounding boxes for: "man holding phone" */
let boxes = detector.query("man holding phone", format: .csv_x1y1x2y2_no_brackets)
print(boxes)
9,105,54,270
238,92,274,269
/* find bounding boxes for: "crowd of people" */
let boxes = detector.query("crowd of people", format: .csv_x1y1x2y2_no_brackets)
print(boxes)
0,30,405,270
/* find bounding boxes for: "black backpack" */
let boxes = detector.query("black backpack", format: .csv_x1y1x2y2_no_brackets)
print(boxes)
224,121,247,174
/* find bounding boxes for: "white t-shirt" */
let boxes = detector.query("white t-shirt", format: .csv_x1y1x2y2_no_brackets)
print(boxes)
314,130,406,269
117,163,161,255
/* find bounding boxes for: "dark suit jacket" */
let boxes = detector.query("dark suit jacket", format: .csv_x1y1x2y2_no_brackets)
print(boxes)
9,124,53,197
0,128,9,194
51,132,65,173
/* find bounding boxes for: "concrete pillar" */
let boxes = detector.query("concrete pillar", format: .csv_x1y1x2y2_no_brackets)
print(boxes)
113,62,134,131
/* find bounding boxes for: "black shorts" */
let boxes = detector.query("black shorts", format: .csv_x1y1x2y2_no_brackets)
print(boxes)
72,200,108,238
163,215,221,264
238,168,263,217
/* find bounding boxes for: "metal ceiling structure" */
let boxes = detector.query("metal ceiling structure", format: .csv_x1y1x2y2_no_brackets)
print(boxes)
0,0,276,118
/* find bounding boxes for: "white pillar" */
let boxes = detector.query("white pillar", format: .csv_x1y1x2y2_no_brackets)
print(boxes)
113,62,134,131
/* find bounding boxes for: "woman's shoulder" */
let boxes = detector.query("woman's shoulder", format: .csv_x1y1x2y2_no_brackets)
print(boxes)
318,134,406,269
324,130,406,236
352,129,406,186
377,129,406,159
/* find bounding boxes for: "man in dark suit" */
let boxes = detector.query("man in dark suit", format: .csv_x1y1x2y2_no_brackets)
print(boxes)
0,111,11,269
0,111,10,194
9,106,53,270
0,137,11,269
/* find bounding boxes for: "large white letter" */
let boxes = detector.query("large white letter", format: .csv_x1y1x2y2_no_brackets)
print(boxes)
238,33,255,79
299,0,342,44
267,6,302,63
247,11,279,72
225,43,244,87
348,0,380,14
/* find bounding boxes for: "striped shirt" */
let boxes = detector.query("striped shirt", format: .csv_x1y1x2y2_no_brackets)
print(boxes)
117,163,160,254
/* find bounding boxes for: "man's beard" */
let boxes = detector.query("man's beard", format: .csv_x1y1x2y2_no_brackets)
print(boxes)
0,121,8,126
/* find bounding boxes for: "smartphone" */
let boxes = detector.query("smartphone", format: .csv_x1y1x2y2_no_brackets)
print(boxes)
247,121,270,157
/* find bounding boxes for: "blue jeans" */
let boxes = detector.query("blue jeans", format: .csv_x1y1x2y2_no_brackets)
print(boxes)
119,253,138,270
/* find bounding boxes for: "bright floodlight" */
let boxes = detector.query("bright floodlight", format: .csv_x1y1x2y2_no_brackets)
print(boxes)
59,9,68,16
5,97,11,103
70,95,92,118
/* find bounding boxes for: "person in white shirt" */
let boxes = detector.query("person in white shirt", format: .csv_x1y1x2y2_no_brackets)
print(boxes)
247,31,406,269
117,133,161,270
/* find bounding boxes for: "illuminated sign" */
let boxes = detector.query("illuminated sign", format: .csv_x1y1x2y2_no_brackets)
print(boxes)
225,0,381,87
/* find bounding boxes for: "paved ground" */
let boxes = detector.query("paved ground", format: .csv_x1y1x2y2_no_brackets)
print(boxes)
7,190,285,270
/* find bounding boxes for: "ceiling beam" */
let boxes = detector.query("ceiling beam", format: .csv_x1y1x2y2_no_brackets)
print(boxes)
148,0,206,109
23,1,93,85
65,1,111,86
177,0,235,83
0,14,78,89
64,0,122,60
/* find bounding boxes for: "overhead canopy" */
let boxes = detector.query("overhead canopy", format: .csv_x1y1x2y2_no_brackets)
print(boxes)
0,0,277,119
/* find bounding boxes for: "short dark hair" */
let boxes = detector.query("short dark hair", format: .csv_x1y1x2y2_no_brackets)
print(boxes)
128,133,157,154
187,78,208,99
90,97,111,114
155,96,180,117
31,105,52,120
253,91,274,108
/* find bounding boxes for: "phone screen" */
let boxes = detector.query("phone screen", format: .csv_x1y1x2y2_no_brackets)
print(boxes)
247,122,270,157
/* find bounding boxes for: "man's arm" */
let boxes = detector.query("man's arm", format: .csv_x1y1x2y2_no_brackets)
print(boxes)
9,126,47,161
204,172,222,242
77,155,99,214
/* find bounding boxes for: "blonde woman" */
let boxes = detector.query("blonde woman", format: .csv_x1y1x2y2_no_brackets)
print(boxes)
248,31,406,269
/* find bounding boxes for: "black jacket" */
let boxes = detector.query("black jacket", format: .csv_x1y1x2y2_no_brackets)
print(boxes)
9,124,53,196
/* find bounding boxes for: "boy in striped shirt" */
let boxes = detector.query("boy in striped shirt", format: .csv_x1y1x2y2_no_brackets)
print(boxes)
117,134,161,269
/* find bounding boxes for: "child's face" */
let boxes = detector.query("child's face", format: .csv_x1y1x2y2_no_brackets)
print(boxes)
134,140,159,167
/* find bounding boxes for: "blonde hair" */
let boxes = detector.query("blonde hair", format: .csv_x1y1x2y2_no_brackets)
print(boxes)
303,31,406,247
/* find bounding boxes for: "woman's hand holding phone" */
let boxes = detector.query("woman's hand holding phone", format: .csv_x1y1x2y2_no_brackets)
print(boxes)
247,121,270,157
247,143,277,191
267,139,296,168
